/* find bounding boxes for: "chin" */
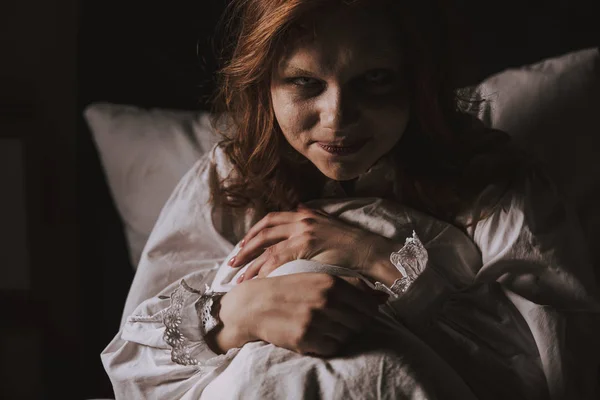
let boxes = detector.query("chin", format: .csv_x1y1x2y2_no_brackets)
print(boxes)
307,154,370,181
319,166,364,181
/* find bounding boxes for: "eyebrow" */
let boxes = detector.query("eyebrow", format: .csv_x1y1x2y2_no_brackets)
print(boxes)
281,53,401,77
284,66,318,76
284,61,399,76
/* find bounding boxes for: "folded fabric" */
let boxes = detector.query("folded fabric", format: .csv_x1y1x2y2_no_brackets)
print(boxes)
102,145,600,400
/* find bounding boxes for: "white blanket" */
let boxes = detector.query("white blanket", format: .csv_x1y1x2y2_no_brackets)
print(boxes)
102,147,600,400
203,255,478,399
196,195,556,399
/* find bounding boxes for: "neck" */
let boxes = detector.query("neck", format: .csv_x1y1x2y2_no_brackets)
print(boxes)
339,178,358,196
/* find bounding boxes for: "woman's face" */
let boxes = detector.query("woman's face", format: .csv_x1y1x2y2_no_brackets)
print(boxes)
271,8,410,182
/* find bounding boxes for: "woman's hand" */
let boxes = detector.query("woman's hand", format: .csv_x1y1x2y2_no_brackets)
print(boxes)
229,204,393,282
217,273,383,357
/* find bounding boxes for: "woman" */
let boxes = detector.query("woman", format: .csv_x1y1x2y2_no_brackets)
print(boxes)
102,0,600,399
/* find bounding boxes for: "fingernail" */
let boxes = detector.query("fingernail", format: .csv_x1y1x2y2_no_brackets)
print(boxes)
228,257,236,267
236,274,245,283
239,239,245,248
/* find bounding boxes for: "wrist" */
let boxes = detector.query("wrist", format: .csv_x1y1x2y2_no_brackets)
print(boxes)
206,324,248,355
214,293,258,352
205,308,246,355
205,324,226,354
365,237,405,287
371,260,404,287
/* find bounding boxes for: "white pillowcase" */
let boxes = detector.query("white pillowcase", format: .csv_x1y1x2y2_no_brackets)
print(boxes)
84,47,599,271
472,47,599,271
84,104,220,267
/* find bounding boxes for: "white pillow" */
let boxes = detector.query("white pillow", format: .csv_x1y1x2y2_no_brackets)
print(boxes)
84,47,599,271
471,47,600,271
84,103,220,268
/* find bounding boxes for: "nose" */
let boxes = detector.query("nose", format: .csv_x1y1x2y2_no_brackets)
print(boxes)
319,87,360,132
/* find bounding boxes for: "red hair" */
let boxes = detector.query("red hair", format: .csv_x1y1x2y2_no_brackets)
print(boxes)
209,0,528,223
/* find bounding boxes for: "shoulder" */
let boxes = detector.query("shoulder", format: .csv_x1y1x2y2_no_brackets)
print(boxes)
469,165,582,263
481,165,562,223
209,141,237,182
453,161,553,242
188,141,235,183
144,142,237,239
468,165,553,223
468,164,600,305
167,142,235,203
139,142,241,266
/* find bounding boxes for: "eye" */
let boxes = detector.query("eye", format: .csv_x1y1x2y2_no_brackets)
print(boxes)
362,69,394,86
288,77,322,88
284,77,325,98
355,69,397,95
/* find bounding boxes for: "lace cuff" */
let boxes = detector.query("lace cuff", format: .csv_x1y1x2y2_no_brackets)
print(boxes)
161,280,240,367
374,231,428,299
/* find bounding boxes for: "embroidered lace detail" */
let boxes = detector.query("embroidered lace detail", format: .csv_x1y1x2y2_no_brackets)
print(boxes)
128,312,165,323
374,281,399,297
390,231,428,278
162,280,205,366
195,285,217,336
161,280,241,370
389,275,415,294
374,231,428,299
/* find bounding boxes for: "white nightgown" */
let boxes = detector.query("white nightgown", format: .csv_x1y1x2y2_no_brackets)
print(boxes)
101,143,600,399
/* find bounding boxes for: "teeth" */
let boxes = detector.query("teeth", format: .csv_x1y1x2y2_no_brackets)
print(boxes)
324,144,356,148
322,145,357,153
318,141,364,154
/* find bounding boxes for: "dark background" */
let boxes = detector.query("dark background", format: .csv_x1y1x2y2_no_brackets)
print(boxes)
0,1,598,399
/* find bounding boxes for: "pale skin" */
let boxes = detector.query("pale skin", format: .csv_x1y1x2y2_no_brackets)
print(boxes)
211,8,409,356
209,273,386,357
230,8,408,286
229,204,404,287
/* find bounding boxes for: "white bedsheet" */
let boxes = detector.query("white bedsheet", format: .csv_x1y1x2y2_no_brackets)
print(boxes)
201,257,478,400
102,145,600,399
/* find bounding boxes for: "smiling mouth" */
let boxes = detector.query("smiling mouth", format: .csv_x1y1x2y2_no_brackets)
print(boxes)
317,138,369,147
316,139,369,155
320,142,357,147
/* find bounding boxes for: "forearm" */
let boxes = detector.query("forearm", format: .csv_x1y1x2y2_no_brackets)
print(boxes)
363,236,405,287
205,325,232,355
205,319,251,356
360,233,456,324
102,276,245,398
207,294,261,354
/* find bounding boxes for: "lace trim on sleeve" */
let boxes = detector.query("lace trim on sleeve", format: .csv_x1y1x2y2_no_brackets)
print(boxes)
374,231,428,298
161,279,242,369
390,231,428,279
162,280,204,365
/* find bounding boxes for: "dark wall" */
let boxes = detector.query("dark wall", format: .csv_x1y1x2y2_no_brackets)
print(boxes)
1,1,78,399
462,0,598,74
78,3,229,398
79,0,599,110
79,1,228,110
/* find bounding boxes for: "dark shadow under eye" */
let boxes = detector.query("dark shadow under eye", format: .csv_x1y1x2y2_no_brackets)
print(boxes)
363,70,394,85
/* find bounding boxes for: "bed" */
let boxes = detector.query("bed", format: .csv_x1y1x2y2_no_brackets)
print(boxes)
78,1,599,398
